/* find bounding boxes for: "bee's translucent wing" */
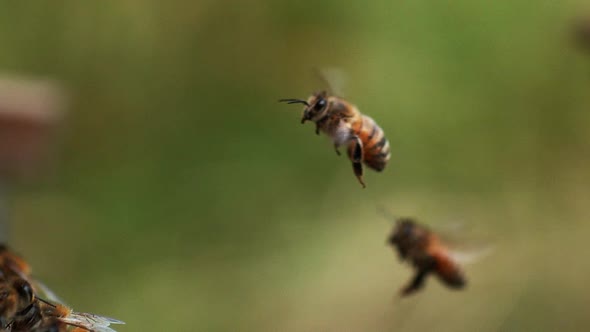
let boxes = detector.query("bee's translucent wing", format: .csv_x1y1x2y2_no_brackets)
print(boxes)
436,223,495,265
59,312,125,332
450,246,494,265
314,67,349,97
10,268,69,306
32,279,67,305
428,218,496,262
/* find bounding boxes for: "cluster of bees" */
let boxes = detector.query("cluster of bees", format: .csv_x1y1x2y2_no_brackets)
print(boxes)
0,245,123,332
281,88,481,296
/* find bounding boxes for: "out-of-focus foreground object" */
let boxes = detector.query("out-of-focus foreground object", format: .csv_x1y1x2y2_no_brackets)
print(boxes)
0,76,65,243
0,244,125,332
0,76,65,180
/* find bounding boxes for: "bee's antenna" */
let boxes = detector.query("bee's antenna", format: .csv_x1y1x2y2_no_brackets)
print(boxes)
376,205,399,223
36,296,57,307
278,99,310,107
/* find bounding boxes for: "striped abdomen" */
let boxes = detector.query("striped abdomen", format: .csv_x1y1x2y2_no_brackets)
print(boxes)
352,115,390,171
428,243,466,289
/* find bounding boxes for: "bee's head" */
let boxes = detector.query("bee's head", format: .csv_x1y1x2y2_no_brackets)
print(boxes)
389,218,416,245
279,91,329,124
12,279,34,311
388,218,427,258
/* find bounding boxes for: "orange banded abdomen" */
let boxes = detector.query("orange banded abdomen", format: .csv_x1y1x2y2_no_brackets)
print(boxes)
431,250,466,289
353,115,390,171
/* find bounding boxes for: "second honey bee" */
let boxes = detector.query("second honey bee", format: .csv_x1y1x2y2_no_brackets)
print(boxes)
280,91,390,188
387,218,466,297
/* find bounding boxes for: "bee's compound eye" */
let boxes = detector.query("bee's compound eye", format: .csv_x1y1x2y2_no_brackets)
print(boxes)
314,98,326,111
14,280,34,302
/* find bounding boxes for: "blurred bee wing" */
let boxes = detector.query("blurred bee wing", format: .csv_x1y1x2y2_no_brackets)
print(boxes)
449,246,494,265
433,220,497,249
314,67,349,97
59,312,125,332
8,268,66,306
10,269,69,306
436,222,495,265
33,279,67,305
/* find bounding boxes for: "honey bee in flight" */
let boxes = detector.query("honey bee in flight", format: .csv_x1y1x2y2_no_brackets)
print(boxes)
279,90,390,188
387,218,467,297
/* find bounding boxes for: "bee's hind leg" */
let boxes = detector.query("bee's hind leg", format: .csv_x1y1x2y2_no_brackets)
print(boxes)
401,268,430,297
334,143,341,156
347,136,365,188
400,258,436,297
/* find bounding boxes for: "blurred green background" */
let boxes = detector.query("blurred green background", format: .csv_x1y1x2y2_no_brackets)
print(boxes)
2,0,590,331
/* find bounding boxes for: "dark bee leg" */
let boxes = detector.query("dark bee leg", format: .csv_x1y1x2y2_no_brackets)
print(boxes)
315,123,321,135
400,258,436,297
347,136,365,188
334,144,341,156
401,268,430,296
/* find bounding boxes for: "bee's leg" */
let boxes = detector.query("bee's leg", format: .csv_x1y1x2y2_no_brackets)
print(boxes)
400,258,436,297
315,123,321,135
401,268,430,297
347,136,365,188
334,143,341,156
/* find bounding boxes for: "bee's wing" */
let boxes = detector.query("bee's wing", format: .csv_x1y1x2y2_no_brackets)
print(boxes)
59,312,125,332
32,279,68,305
449,246,494,265
8,268,67,306
314,67,349,97
432,220,496,265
